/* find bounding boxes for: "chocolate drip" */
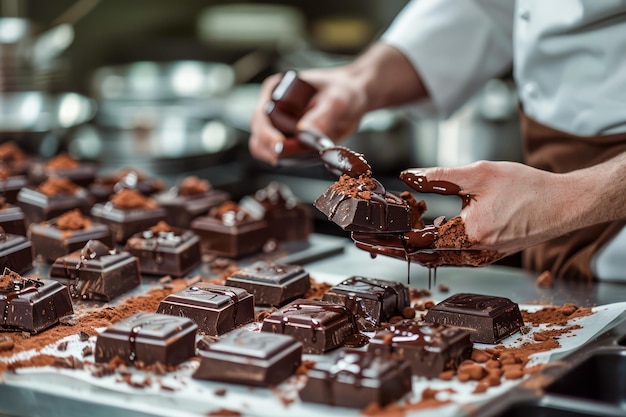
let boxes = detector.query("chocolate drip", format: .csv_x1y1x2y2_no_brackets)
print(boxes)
400,172,472,208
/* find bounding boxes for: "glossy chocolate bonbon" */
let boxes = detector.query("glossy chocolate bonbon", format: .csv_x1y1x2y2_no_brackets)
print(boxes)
49,240,141,301
226,261,310,307
95,311,197,366
193,329,302,386
425,293,524,343
190,201,269,258
157,284,254,336
0,227,33,275
0,270,74,333
125,221,201,277
260,298,360,353
314,175,411,233
29,209,114,263
299,349,412,408
91,188,167,244
322,276,410,330
16,178,91,226
368,320,473,377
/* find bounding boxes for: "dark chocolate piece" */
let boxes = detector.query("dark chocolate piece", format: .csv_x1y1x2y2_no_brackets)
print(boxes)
16,182,91,226
49,240,141,301
155,177,230,228
0,228,33,275
368,320,473,377
0,203,27,236
225,261,310,307
0,271,74,333
193,329,302,386
94,311,197,366
239,182,312,242
424,293,524,343
28,153,97,187
299,350,412,408
89,169,165,203
260,298,359,354
190,202,269,259
125,222,201,277
322,276,410,330
314,176,411,233
29,213,114,263
0,175,28,204
157,284,254,336
90,189,167,244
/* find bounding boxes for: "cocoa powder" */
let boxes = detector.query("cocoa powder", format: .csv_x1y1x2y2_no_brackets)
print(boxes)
56,209,91,230
109,188,157,210
0,142,26,163
178,176,210,196
435,216,475,249
37,177,80,196
46,153,78,169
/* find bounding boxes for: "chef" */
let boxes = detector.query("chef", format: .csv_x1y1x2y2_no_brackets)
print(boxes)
248,0,626,281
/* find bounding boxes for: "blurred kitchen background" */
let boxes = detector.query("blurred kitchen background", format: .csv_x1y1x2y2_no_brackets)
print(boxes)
1,0,523,250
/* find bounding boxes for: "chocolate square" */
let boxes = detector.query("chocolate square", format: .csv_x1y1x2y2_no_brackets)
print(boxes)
91,203,167,244
225,261,310,307
157,284,254,336
193,329,302,386
0,229,33,275
190,216,269,259
260,298,359,354
322,276,410,330
368,320,473,377
0,274,74,333
314,176,411,233
0,175,28,204
155,185,230,229
299,350,412,408
29,216,114,263
424,293,524,343
17,185,91,226
49,240,141,301
125,226,201,277
0,204,27,236
89,170,165,203
95,312,197,366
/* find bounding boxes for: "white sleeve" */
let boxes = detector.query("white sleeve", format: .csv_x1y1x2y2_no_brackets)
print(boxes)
381,0,516,118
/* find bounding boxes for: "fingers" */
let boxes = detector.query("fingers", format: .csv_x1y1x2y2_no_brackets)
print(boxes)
248,74,285,165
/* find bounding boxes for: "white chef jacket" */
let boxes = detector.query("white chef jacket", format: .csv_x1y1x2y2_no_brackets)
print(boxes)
381,0,626,280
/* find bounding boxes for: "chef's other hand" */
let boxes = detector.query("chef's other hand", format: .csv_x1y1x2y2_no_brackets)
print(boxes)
401,161,591,255
249,43,429,165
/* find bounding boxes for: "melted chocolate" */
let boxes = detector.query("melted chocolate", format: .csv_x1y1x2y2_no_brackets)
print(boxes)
400,171,472,208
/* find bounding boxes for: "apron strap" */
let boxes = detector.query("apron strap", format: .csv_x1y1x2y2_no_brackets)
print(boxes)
520,111,626,281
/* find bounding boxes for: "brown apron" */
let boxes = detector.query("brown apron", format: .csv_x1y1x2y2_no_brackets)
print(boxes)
520,111,626,281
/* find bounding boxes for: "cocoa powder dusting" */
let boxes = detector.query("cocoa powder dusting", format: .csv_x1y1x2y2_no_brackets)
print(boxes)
536,270,554,288
56,209,91,230
434,216,475,249
110,188,158,210
46,153,79,169
329,174,378,200
150,221,172,234
37,177,80,196
0,142,26,163
178,176,210,196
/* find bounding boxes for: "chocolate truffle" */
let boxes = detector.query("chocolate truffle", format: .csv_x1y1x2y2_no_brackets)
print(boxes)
29,209,114,263
0,227,33,275
0,198,27,236
322,276,410,330
157,284,254,335
49,240,141,301
0,269,74,333
314,174,411,233
368,320,473,377
95,311,197,366
89,168,165,203
125,221,201,277
425,293,524,343
239,182,312,241
90,188,167,243
155,176,230,228
16,177,91,226
260,298,360,354
193,329,302,387
190,201,269,258
225,261,310,307
299,350,412,408
28,152,96,186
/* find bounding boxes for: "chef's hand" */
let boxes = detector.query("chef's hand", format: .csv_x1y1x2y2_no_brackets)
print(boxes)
401,160,617,255
249,43,429,165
